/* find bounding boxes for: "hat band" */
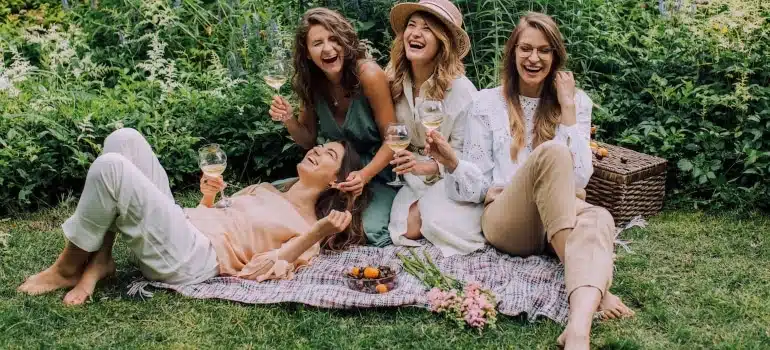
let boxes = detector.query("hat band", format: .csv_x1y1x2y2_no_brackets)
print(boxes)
420,1,458,26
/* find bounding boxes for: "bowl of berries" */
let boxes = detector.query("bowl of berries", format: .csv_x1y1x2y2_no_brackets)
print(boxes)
343,265,399,294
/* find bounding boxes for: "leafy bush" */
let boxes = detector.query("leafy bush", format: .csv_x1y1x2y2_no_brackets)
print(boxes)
2,0,768,214
328,0,769,213
563,0,770,212
1,0,304,214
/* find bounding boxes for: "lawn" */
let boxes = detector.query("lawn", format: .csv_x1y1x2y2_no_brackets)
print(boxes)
1,199,768,349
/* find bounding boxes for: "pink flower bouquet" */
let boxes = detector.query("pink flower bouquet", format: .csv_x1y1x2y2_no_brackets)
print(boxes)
398,249,497,331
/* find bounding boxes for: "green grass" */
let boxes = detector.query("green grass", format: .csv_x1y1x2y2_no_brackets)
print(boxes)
1,200,769,349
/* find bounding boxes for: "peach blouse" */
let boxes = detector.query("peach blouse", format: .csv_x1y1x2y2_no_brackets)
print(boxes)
184,184,317,282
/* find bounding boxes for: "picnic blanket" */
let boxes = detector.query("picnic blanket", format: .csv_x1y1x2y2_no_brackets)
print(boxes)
126,216,645,324
127,243,570,323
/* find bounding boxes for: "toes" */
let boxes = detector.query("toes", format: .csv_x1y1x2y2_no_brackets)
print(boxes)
63,289,90,306
621,305,636,318
556,331,567,348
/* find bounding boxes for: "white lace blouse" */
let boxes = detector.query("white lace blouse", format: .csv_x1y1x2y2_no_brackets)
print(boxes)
445,86,594,203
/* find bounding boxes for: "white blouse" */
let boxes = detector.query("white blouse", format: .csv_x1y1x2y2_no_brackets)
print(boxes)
446,86,594,203
389,75,484,256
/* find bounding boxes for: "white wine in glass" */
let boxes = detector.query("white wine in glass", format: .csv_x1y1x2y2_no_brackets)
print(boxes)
263,74,287,90
201,164,226,177
198,143,232,208
385,123,411,187
262,53,289,92
419,100,445,133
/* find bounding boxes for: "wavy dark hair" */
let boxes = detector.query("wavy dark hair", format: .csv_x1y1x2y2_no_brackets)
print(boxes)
292,7,369,113
285,141,370,251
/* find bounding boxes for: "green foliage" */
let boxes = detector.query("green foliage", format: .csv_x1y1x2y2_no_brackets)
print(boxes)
2,0,768,213
0,0,60,18
329,0,770,213
565,0,770,212
0,0,305,214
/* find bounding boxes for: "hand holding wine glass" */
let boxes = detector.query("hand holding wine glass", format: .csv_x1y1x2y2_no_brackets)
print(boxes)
269,95,293,122
385,123,411,187
262,51,293,122
425,130,459,172
199,144,232,208
200,174,225,198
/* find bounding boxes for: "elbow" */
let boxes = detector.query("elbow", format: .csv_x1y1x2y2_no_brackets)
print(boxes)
297,139,315,150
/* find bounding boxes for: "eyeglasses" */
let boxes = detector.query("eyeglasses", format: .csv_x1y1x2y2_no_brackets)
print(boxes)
515,44,555,58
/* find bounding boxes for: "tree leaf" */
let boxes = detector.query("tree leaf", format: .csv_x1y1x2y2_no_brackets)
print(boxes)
678,159,693,172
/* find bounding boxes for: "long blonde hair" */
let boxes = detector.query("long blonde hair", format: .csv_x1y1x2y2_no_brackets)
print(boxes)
501,12,568,160
386,12,464,101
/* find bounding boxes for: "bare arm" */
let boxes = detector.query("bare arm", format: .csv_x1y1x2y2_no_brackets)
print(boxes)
358,61,398,181
284,104,318,150
270,95,318,150
236,211,352,281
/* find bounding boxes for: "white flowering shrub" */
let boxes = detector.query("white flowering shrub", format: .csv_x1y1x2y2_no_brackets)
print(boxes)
0,0,303,213
0,46,34,98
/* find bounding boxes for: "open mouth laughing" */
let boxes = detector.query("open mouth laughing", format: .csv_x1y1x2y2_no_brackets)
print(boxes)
321,55,339,65
523,65,543,74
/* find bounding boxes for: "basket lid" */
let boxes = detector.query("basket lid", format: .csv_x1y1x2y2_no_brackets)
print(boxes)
591,142,667,185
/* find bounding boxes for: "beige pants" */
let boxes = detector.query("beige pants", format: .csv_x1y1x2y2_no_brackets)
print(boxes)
62,128,218,285
482,141,615,298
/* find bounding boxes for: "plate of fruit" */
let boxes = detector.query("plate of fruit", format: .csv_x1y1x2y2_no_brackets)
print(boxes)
344,265,399,294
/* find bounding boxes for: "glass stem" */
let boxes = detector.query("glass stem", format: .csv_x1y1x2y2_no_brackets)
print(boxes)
219,181,228,203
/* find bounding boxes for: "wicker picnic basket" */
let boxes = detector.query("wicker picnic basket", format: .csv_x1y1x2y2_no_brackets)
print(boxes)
584,142,667,225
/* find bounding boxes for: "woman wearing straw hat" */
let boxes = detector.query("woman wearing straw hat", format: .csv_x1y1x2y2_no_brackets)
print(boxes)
385,0,484,256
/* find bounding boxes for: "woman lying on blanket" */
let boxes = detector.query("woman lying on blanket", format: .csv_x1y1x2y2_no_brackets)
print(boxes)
17,128,369,306
384,0,485,257
425,12,634,349
269,8,398,248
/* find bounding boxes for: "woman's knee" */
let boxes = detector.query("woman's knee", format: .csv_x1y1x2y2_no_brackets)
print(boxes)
89,153,130,181
103,127,145,152
577,206,616,243
534,140,571,162
404,202,422,239
594,207,615,229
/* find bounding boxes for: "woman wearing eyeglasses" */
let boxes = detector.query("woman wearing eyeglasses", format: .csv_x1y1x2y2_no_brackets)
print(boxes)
426,12,635,349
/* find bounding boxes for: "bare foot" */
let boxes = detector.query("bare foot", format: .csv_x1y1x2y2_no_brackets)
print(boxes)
63,257,116,306
557,326,590,350
17,267,81,296
556,287,600,350
598,291,635,320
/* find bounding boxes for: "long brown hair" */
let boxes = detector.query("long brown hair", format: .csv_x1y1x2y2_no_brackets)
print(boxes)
501,12,567,160
292,8,369,112
386,11,465,101
286,141,370,251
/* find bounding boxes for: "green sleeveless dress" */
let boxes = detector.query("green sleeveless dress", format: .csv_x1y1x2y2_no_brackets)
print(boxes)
314,93,396,247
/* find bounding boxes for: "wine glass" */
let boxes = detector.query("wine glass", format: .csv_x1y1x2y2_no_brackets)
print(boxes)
419,99,445,133
262,56,289,92
198,143,232,208
385,123,411,187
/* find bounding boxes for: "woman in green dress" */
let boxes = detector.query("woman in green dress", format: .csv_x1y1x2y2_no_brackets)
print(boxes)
268,7,398,247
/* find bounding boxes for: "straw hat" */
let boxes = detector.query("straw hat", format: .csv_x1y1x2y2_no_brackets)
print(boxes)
389,0,471,59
